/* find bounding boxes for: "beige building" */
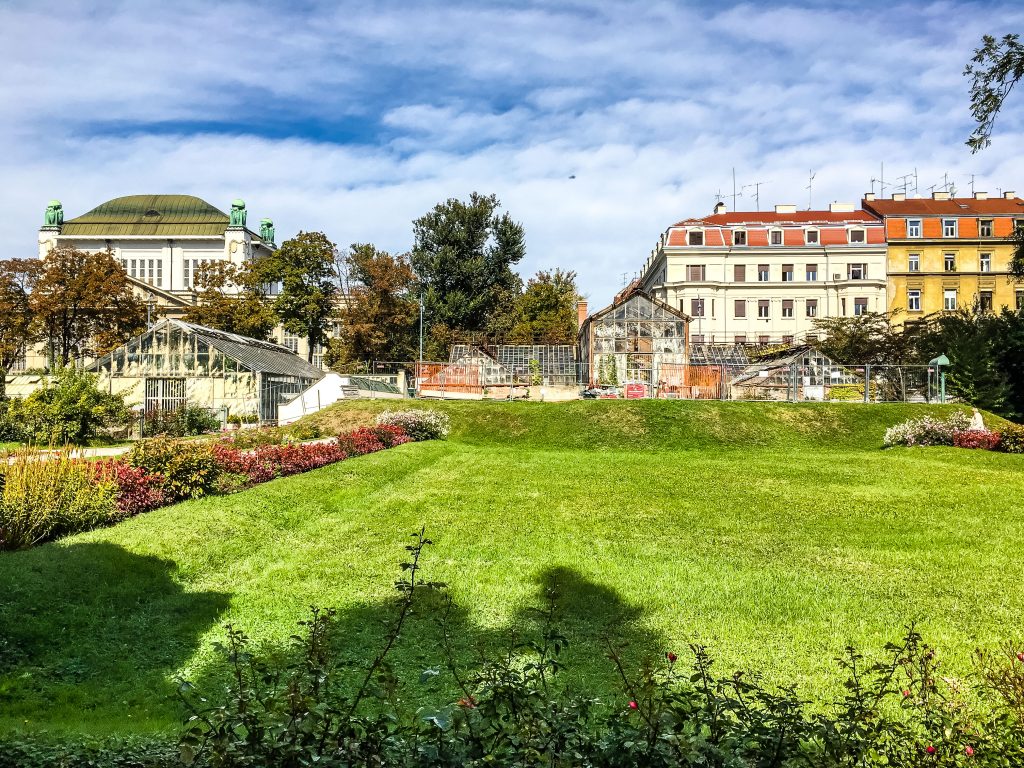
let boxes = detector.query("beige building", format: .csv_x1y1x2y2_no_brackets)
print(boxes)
638,203,887,345
30,194,334,369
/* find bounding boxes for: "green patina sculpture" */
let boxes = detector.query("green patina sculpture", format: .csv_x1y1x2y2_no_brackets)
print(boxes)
229,199,247,227
44,200,63,227
259,218,275,243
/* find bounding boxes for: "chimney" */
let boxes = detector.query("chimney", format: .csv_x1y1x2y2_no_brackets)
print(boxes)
829,202,855,212
713,201,726,214
974,191,988,200
932,191,951,200
1005,190,1017,199
892,193,906,202
774,204,797,213
863,192,876,202
576,300,588,328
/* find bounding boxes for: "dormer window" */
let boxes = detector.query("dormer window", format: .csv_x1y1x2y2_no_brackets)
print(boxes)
733,229,747,246
942,218,957,237
805,229,819,245
769,229,783,246
688,230,704,245
979,219,994,237
907,218,922,237
848,228,866,244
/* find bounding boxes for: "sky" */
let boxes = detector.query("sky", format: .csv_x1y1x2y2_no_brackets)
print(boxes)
2,0,1023,307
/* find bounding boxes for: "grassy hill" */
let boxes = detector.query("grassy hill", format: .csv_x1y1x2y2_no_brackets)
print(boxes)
1,400,1021,738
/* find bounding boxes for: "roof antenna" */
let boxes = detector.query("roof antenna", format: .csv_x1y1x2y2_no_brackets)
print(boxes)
742,181,769,211
806,169,816,210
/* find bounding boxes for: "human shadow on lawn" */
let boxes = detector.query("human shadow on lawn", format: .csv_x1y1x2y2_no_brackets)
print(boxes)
0,542,229,718
186,564,668,709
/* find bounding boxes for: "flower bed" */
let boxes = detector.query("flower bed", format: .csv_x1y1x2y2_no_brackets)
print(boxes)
884,411,1014,453
1,421,428,551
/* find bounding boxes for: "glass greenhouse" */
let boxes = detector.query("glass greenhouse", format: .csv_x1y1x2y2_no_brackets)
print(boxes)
578,289,690,390
90,319,324,421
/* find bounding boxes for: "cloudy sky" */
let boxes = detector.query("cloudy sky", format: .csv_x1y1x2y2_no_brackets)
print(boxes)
2,0,1023,306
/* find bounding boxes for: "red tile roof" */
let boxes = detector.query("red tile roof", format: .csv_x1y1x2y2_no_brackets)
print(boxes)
862,197,1024,216
672,210,881,227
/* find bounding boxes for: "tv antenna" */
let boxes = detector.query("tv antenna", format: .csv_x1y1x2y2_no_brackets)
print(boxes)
895,172,915,196
731,167,740,211
969,174,976,196
806,169,816,210
742,180,769,211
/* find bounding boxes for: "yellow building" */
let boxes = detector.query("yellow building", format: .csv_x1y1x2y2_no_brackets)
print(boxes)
863,191,1024,318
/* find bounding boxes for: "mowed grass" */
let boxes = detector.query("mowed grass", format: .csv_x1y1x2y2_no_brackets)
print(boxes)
1,400,1023,738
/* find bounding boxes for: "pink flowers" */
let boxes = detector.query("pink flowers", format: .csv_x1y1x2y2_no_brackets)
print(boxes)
628,700,638,710
926,745,936,755
902,689,911,698
965,745,975,757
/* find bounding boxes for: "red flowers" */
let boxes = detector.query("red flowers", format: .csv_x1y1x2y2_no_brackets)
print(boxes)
666,651,677,663
902,689,911,698
1016,651,1024,663
965,745,974,757
926,745,936,755
628,700,638,710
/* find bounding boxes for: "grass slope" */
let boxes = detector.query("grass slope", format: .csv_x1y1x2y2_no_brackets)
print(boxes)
1,400,1022,738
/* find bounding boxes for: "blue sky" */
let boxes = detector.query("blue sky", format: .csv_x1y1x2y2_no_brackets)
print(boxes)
2,0,1023,306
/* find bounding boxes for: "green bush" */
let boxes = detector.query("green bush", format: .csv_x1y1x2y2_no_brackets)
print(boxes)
125,437,220,502
143,405,221,438
14,367,131,445
0,450,116,550
287,421,323,441
0,735,178,768
1000,423,1024,454
0,398,23,442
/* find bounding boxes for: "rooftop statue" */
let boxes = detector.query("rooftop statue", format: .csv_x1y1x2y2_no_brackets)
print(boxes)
260,218,275,244
44,200,63,227
229,199,247,227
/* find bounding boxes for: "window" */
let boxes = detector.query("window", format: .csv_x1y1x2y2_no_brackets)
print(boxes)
758,335,770,343
942,218,957,237
841,297,847,315
757,299,770,318
690,298,705,317
979,219,994,237
908,254,920,272
907,289,921,312
907,219,922,237
980,291,993,312
734,335,747,344
283,332,300,354
806,299,818,317
806,264,818,281
781,264,794,282
848,228,866,244
734,299,746,318
688,230,704,246
943,289,957,311
733,264,746,282
980,253,991,272
770,229,783,246
733,230,747,246
854,297,868,316
1017,290,1024,310
848,263,867,280
1016,219,1024,234
692,334,705,344
782,335,794,345
805,229,819,245
806,334,818,342
758,264,770,281
944,253,956,272
686,264,706,281
781,299,794,318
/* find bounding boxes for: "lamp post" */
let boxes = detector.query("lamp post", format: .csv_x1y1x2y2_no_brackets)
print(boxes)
146,292,156,329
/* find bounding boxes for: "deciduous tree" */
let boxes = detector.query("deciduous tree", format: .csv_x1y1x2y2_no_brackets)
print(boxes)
966,33,1024,152
507,269,581,344
327,244,418,366
182,261,278,341
258,232,339,363
31,246,146,366
0,258,42,399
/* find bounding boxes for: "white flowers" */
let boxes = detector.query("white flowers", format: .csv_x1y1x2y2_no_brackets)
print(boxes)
883,411,972,448
375,409,451,441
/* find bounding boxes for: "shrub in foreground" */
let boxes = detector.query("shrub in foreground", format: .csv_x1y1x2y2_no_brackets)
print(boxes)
376,408,450,441
883,411,972,447
12,367,132,445
1001,423,1024,453
336,426,387,456
125,437,220,502
952,428,1002,450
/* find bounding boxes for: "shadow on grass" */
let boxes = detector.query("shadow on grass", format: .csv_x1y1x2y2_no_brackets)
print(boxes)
0,542,230,721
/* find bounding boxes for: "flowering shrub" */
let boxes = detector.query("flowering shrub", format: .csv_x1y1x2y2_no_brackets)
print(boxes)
376,409,450,441
883,411,972,448
952,429,1002,451
369,424,412,448
95,461,167,519
336,427,386,456
1000,423,1024,454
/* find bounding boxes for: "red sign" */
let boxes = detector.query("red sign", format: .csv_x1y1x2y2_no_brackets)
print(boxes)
624,383,646,399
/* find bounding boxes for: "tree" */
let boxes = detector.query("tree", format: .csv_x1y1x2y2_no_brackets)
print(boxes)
327,244,418,366
965,33,1024,152
258,232,339,363
410,193,525,351
507,269,580,344
810,312,918,364
31,246,146,366
182,261,278,341
0,258,42,399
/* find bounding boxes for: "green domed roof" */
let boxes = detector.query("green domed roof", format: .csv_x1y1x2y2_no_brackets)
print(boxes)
62,195,231,237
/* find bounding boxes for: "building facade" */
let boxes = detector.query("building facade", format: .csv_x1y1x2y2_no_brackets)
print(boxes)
861,191,1024,317
33,195,334,368
638,203,887,345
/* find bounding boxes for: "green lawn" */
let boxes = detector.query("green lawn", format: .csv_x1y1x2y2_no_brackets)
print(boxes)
2,400,1023,738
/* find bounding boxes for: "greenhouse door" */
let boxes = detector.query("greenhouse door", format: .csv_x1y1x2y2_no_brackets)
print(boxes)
145,378,186,413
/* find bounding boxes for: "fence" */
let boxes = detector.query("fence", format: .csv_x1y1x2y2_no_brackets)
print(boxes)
409,359,948,403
